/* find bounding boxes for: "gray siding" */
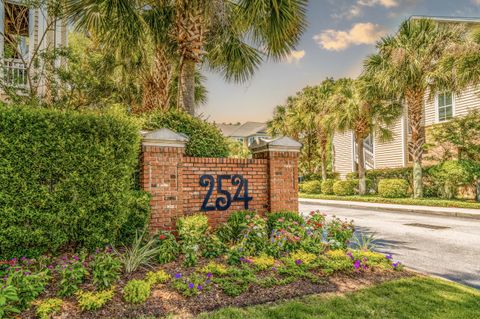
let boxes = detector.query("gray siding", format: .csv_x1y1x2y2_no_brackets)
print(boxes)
333,131,354,179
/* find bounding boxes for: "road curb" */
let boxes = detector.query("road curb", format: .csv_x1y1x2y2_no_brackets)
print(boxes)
299,199,480,220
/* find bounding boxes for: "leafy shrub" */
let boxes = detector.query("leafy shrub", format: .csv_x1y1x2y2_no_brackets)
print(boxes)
118,191,151,245
0,285,20,318
333,180,357,196
35,298,63,319
321,179,336,195
216,211,256,244
91,251,122,290
143,110,229,157
156,231,180,264
267,212,306,257
145,270,170,286
5,267,50,310
201,234,225,259
0,105,145,258
429,160,480,199
266,211,305,234
57,257,88,297
123,280,150,304
177,214,209,267
116,231,158,274
213,267,255,297
325,217,355,250
76,288,114,311
378,179,409,198
299,180,322,194
238,215,268,256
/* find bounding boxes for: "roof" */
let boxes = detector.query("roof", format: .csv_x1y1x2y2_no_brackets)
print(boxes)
410,15,480,24
217,122,268,138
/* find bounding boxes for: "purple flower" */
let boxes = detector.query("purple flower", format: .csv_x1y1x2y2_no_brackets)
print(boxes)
354,260,361,270
392,262,401,269
197,285,203,291
385,254,393,260
73,255,79,261
188,282,195,289
47,265,54,269
295,259,302,265
175,273,182,279
206,273,212,278
205,279,211,284
347,252,354,260
272,267,277,271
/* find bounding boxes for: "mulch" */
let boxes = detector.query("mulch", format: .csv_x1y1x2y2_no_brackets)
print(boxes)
20,259,412,319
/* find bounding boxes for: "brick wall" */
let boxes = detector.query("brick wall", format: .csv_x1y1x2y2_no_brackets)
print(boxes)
140,129,301,232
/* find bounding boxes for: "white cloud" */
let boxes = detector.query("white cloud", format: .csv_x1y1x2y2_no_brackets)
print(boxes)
332,0,399,20
313,23,388,51
284,50,306,64
357,0,399,7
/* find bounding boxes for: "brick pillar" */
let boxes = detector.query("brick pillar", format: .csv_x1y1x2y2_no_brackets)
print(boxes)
250,137,302,213
140,128,188,232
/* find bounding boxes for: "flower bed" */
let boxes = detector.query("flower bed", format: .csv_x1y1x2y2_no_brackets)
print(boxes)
1,211,407,319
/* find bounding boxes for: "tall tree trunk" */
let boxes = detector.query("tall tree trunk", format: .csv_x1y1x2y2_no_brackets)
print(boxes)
319,132,328,181
406,89,425,198
356,135,367,195
180,59,196,115
175,2,206,115
140,46,172,113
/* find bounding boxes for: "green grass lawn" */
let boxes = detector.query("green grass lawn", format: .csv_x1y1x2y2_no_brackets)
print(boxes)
299,193,480,209
199,277,480,319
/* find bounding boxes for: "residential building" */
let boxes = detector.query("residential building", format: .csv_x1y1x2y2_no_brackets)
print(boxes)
0,1,68,97
217,122,270,147
332,16,480,178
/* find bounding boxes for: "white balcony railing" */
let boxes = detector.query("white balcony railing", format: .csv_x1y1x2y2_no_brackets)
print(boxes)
2,58,28,89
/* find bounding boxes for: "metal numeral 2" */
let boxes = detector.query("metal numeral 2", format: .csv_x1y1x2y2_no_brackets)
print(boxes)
199,174,253,211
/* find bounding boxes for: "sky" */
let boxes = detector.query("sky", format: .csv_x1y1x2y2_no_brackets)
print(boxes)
199,0,480,123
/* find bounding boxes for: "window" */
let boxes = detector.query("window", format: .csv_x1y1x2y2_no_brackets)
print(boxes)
437,92,454,122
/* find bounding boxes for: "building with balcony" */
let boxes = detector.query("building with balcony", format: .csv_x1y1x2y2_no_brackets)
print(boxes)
0,1,67,98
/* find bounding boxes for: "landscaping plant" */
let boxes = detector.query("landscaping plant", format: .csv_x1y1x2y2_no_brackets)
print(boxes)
326,217,355,250
378,179,410,198
177,214,209,267
115,230,158,274
76,288,115,311
0,285,19,319
156,231,180,264
123,280,151,304
56,256,89,297
34,298,63,319
91,250,122,290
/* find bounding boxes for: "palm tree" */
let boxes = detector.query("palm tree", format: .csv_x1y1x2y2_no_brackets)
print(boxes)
328,78,401,195
364,18,473,198
66,0,308,115
268,80,336,178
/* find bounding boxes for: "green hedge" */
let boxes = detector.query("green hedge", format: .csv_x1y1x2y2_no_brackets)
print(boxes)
321,179,336,195
143,110,229,158
378,179,409,198
333,180,357,196
299,180,322,194
0,105,149,258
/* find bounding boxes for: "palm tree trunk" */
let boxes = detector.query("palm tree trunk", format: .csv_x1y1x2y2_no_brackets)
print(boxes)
140,46,172,113
356,135,367,195
319,133,328,181
406,89,425,198
180,59,196,115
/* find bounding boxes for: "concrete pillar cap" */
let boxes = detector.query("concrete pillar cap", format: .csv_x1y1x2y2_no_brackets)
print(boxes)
142,128,189,147
249,136,302,153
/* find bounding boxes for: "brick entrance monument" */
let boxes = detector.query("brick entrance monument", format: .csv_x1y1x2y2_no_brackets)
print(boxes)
139,128,302,231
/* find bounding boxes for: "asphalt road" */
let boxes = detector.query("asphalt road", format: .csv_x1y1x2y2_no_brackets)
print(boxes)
299,202,480,289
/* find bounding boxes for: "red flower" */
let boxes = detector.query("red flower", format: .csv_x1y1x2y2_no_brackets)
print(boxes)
159,234,167,240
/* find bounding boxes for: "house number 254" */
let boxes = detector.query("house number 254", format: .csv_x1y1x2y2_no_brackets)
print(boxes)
199,174,253,211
